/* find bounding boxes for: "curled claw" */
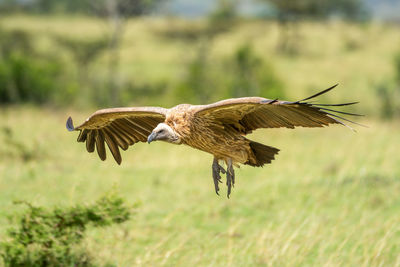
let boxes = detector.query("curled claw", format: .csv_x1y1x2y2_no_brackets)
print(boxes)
219,165,226,174
225,158,235,198
212,158,236,198
212,158,224,195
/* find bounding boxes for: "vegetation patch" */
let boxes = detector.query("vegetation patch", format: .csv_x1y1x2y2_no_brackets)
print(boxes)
1,191,132,267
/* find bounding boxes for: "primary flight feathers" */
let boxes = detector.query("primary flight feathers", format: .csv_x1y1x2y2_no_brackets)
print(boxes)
67,84,362,197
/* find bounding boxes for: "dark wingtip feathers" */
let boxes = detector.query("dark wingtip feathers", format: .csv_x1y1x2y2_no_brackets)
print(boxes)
298,83,339,103
66,117,75,131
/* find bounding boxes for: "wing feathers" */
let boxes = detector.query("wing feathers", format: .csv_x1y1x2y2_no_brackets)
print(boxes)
123,118,149,141
125,118,153,135
103,127,122,165
194,84,361,132
109,123,133,148
77,129,88,143
86,131,95,153
312,101,358,107
317,107,364,116
297,84,338,102
66,117,75,131
95,130,107,160
112,120,140,143
68,85,361,166
67,107,166,164
107,125,129,151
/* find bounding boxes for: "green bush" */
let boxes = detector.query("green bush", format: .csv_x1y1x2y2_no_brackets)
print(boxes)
0,53,64,104
0,28,67,105
1,191,132,267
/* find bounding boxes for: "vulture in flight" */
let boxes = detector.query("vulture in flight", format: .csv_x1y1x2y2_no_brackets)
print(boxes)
67,84,361,197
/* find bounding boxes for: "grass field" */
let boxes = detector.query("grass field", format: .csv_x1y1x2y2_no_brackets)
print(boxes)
0,107,399,266
0,15,400,266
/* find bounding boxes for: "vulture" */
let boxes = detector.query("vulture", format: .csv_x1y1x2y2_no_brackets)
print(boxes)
67,84,361,197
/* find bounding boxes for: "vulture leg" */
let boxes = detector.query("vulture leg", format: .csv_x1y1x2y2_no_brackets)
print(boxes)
212,157,226,195
226,158,235,198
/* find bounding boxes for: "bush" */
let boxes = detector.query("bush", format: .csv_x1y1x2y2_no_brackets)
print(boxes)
0,28,67,105
1,191,132,267
0,54,64,104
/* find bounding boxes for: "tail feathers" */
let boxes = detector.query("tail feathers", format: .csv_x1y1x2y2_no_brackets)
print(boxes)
246,141,279,167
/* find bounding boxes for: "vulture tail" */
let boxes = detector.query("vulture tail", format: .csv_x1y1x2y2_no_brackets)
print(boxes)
246,141,280,167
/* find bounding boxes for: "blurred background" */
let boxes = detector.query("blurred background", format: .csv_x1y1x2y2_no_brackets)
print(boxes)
0,0,399,266
1,0,400,112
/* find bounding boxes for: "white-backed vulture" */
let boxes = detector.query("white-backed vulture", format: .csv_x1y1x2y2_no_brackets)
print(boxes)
66,84,362,197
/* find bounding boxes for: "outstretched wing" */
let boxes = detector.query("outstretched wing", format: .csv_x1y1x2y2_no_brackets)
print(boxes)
66,107,167,164
192,84,363,133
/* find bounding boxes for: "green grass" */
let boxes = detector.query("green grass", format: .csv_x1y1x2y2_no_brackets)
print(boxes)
0,107,399,266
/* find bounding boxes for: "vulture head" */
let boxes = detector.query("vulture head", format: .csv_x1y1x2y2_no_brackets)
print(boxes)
147,123,181,144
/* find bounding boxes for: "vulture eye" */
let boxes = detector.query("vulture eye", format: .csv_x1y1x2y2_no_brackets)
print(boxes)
159,129,165,133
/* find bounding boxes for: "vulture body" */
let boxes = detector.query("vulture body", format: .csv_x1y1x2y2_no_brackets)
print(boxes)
67,84,361,197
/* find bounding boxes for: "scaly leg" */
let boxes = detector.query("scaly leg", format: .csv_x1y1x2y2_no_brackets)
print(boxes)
226,158,235,198
212,157,226,195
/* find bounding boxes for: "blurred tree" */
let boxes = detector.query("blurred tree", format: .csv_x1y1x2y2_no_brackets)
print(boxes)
171,0,240,103
228,43,284,98
175,43,284,104
0,0,165,15
0,28,65,105
257,0,367,53
375,52,400,119
156,0,237,42
265,0,365,20
207,0,238,36
87,0,166,106
375,85,396,119
0,29,33,57
90,0,164,17
174,42,215,103
54,36,109,102
395,52,400,85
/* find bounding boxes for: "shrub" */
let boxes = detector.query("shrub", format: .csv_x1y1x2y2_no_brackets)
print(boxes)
1,191,132,267
0,28,66,105
0,53,64,104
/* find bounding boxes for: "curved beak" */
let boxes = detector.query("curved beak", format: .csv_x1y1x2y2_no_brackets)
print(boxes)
147,132,157,144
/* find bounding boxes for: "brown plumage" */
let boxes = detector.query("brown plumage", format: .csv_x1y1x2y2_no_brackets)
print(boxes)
67,84,362,197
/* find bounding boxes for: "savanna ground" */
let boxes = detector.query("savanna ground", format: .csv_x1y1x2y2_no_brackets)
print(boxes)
1,16,400,266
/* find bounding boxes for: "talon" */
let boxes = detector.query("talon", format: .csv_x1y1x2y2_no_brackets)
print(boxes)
219,166,226,174
213,157,235,198
212,158,223,196
225,158,235,198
